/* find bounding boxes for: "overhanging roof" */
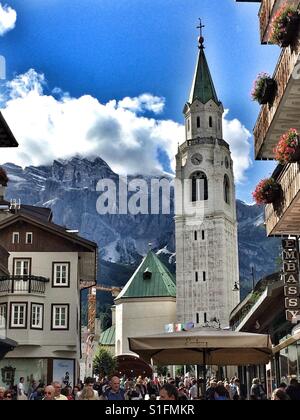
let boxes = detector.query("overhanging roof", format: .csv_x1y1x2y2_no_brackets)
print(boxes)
0,112,18,147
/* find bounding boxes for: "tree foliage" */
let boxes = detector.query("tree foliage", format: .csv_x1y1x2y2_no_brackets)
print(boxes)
93,346,118,378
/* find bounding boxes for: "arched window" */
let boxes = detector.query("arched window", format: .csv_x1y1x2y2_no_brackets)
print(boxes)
209,116,213,128
191,171,208,202
197,116,200,128
187,119,190,131
224,175,230,204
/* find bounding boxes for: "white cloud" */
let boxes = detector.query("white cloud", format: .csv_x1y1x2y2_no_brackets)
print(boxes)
0,69,252,183
223,110,252,184
118,93,165,114
0,3,17,36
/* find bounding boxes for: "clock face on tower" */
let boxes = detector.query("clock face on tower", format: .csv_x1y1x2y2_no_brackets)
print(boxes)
191,153,203,165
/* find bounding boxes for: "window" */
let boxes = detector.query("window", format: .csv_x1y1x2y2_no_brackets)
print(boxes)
187,119,190,131
203,272,206,282
26,232,33,244
196,313,199,324
204,313,207,323
12,232,19,244
31,304,43,330
10,303,27,329
52,304,69,330
209,116,213,128
202,230,205,240
191,171,208,202
195,272,198,282
194,231,198,241
0,304,7,329
13,259,31,276
52,263,70,287
224,175,230,204
197,116,200,128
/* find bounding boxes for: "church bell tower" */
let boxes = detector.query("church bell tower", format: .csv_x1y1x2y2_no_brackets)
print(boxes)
175,23,240,328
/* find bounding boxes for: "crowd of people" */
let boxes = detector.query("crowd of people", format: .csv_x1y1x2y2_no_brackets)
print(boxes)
0,375,300,400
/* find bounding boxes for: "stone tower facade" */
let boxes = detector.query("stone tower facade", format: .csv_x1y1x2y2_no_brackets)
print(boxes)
175,35,240,328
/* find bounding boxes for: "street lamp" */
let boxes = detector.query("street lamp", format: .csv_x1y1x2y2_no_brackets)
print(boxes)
232,281,239,292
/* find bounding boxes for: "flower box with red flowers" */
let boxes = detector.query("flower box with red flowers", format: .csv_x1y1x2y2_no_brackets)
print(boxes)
251,73,277,105
274,128,300,164
271,5,300,47
253,178,281,206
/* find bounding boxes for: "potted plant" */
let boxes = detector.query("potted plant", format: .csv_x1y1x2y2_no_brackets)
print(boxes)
0,167,8,186
252,178,281,205
270,4,300,47
274,128,300,164
251,73,277,105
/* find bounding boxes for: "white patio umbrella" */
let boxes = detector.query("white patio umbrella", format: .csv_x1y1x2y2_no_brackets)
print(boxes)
128,328,272,366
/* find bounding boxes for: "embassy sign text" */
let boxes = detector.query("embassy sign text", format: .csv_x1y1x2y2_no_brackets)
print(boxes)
282,239,300,323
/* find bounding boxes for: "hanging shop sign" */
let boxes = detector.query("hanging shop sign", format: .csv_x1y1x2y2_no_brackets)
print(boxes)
282,239,300,323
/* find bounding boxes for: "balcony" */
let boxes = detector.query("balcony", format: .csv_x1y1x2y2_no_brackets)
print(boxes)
259,1,300,44
265,163,300,235
0,275,49,295
254,36,300,159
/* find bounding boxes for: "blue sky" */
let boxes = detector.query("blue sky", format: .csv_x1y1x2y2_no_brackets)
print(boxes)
0,0,281,202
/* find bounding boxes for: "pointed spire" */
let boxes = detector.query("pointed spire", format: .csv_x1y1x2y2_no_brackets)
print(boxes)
188,20,219,105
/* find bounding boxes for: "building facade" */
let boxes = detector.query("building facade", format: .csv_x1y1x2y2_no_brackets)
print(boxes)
175,35,240,328
0,112,18,360
236,0,300,391
0,186,97,390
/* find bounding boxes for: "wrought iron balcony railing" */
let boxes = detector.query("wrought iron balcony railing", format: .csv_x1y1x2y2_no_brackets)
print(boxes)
0,275,49,295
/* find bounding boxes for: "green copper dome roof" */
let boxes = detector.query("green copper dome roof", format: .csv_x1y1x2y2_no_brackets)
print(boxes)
115,251,176,300
99,325,115,346
188,47,219,105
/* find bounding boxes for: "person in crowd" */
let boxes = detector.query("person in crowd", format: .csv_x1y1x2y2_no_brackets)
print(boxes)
279,382,287,392
189,379,198,400
17,377,27,400
102,376,125,401
78,386,98,400
206,380,217,400
93,378,103,398
159,383,178,400
43,385,55,401
250,378,267,400
272,389,290,400
3,390,13,400
224,382,233,400
0,387,5,400
214,385,229,401
178,381,188,398
61,385,74,400
72,385,80,400
147,379,159,397
286,378,300,401
52,381,68,400
76,378,99,400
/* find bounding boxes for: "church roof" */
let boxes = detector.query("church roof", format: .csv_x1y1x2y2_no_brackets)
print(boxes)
115,251,176,300
99,325,115,346
188,46,219,105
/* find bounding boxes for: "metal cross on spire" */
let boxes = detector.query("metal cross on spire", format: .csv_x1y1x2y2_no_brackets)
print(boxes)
197,18,205,49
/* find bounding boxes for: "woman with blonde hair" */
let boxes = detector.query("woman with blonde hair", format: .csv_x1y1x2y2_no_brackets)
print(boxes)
78,386,98,400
